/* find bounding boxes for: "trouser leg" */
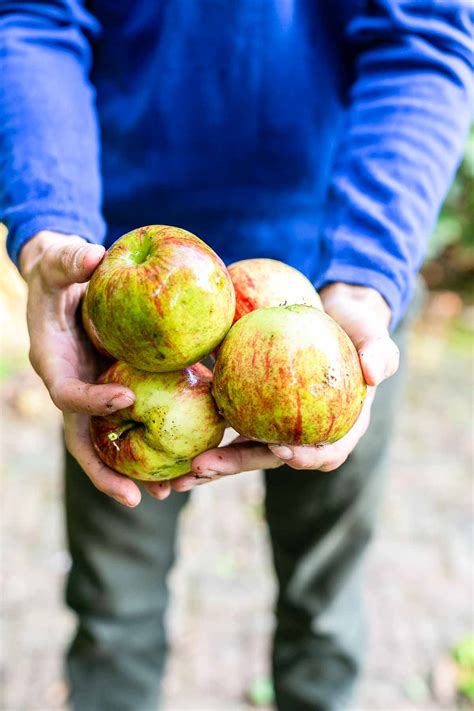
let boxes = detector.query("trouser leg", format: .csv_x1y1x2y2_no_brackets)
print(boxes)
64,451,189,711
265,326,407,711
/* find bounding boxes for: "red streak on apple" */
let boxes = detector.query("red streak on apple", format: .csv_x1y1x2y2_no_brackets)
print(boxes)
228,258,323,325
293,389,303,441
213,305,366,446
325,413,336,440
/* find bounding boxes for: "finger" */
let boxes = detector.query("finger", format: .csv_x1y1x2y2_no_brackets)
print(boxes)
269,443,347,471
154,434,253,494
269,388,375,471
357,333,400,386
170,473,218,491
43,241,105,288
192,441,282,478
143,481,172,500
321,290,398,387
171,474,198,492
340,315,399,387
49,376,135,415
64,413,141,507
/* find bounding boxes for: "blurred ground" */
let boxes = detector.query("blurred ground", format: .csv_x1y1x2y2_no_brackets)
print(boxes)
1,239,473,711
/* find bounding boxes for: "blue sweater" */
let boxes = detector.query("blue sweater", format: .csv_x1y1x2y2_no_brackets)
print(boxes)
1,1,472,326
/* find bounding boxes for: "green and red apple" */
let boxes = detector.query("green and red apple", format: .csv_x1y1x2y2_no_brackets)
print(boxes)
90,361,225,481
228,258,322,323
83,225,235,372
213,304,366,446
81,296,114,359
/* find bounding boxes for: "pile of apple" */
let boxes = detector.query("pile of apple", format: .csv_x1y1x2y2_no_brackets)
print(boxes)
83,225,366,482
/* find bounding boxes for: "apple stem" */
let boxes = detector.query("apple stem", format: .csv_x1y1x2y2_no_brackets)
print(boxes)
107,422,137,442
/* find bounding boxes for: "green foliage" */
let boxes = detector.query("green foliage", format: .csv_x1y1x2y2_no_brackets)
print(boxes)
0,355,27,381
427,128,474,260
247,678,275,707
453,635,474,701
454,636,474,669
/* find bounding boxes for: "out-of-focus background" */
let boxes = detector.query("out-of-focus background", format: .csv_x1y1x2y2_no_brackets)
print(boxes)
1,134,473,711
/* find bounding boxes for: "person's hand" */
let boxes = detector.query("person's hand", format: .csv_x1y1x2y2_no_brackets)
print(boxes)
160,282,399,497
20,230,148,507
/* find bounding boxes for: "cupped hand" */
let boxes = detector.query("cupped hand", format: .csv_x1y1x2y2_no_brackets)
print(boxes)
160,282,399,498
20,231,142,507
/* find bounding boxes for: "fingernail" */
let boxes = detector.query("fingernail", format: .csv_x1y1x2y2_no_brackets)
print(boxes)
177,476,198,491
107,394,134,410
83,243,105,265
89,243,105,256
195,476,214,485
193,469,219,478
114,495,131,507
72,246,89,272
269,446,293,460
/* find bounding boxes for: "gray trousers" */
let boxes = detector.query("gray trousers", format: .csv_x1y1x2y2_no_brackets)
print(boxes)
64,322,407,711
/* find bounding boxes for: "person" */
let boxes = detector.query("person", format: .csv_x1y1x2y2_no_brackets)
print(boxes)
1,1,472,709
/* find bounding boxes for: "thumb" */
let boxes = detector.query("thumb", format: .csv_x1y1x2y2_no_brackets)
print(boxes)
47,240,105,287
320,284,399,388
356,330,400,387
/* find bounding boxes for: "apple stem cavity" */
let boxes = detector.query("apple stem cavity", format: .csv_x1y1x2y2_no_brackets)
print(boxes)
107,421,139,443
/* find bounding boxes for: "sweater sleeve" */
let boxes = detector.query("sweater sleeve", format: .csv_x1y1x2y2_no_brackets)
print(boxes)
315,0,473,327
0,1,106,267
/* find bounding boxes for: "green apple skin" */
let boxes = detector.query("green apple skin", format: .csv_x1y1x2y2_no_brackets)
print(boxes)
84,225,236,372
81,293,114,359
229,258,323,323
90,361,226,481
213,305,366,446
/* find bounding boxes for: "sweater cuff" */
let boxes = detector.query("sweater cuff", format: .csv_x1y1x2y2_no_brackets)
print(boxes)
6,213,105,268
314,264,407,331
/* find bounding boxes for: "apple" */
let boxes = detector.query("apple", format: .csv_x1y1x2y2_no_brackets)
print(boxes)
228,258,322,323
90,361,225,481
81,294,114,359
83,225,235,372
212,304,366,446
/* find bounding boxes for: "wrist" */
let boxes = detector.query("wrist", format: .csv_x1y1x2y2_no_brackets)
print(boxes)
320,283,392,329
19,231,86,282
